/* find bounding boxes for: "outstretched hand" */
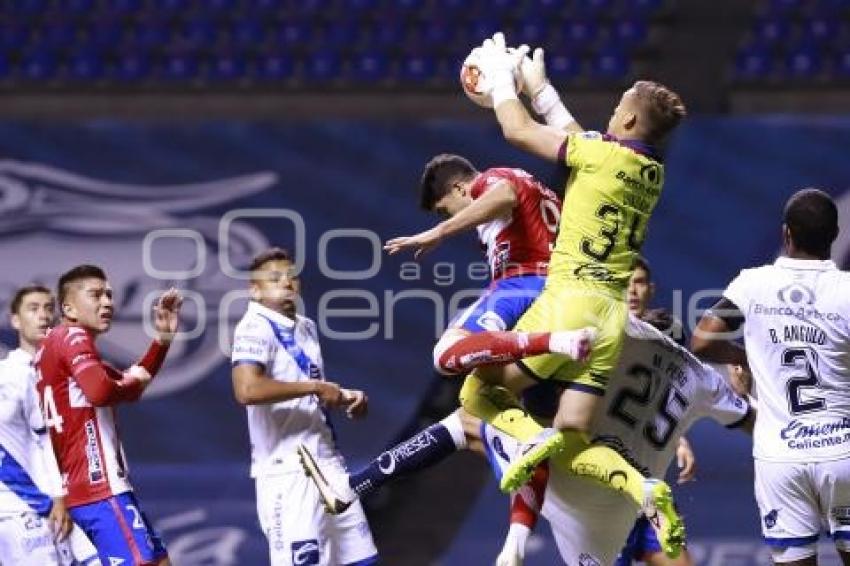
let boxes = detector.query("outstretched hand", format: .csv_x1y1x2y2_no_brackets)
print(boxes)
153,288,183,344
384,226,444,260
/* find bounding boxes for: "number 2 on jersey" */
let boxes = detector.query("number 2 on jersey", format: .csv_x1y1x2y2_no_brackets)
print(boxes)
784,347,826,415
41,385,64,433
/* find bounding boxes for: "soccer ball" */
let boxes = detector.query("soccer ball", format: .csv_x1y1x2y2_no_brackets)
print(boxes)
459,50,523,109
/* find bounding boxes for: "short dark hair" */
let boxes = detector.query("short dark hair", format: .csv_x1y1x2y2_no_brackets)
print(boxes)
10,284,52,315
249,247,293,273
57,265,107,307
632,255,652,281
419,154,477,211
784,188,839,258
632,80,686,144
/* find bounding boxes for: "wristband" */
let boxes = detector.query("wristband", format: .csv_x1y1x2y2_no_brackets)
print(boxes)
531,83,575,129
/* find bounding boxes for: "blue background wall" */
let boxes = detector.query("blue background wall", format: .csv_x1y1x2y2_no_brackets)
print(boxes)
0,116,846,565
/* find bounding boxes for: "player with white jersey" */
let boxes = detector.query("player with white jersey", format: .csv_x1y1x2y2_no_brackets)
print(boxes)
230,247,376,566
0,285,98,566
693,188,850,565
483,314,753,565
300,313,753,565
35,265,182,566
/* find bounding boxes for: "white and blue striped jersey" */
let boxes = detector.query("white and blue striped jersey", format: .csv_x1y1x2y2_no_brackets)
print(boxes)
231,302,337,477
0,348,63,516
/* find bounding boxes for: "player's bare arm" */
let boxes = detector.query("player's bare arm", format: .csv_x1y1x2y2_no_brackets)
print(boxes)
231,362,345,407
493,98,567,163
384,180,518,258
691,298,748,366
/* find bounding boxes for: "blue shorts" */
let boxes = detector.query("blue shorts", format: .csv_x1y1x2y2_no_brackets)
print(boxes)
70,492,167,565
449,275,546,333
615,516,663,565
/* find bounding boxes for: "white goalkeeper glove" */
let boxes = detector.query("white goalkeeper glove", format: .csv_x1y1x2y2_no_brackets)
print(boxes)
477,32,528,107
520,47,576,130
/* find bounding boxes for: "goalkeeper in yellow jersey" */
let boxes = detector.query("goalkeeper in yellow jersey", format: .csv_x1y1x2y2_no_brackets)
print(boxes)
460,33,687,557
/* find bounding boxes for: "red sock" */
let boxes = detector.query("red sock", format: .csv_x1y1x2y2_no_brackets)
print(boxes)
509,463,549,528
437,331,551,374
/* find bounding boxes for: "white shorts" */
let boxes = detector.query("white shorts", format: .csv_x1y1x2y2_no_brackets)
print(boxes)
0,511,68,566
755,458,850,547
256,460,377,566
542,474,637,566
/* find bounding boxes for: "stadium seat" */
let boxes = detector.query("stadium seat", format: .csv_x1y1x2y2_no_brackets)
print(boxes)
609,18,649,49
591,48,629,79
61,0,96,14
367,20,407,48
512,17,548,46
467,19,500,44
257,52,294,80
20,49,57,80
398,54,437,82
323,21,361,48
208,0,238,13
416,20,455,46
111,51,152,81
799,18,840,47
559,19,600,51
622,0,664,17
304,50,342,82
181,18,219,48
276,21,312,48
68,49,104,81
784,46,822,78
575,0,614,17
0,24,30,51
546,53,581,80
161,52,199,80
83,17,124,49
350,51,390,82
40,19,79,50
232,18,267,47
208,52,247,81
752,17,793,47
103,0,144,15
152,0,192,14
246,0,285,13
12,0,48,16
734,46,773,79
130,19,172,49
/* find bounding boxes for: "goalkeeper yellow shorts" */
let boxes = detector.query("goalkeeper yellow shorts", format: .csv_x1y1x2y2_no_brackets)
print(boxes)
514,283,627,392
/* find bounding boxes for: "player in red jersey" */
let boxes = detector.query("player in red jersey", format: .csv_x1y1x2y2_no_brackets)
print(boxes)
385,154,593,378
298,155,592,518
35,264,182,566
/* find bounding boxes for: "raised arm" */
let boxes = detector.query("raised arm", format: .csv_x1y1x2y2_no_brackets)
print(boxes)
384,180,518,258
493,100,570,163
691,297,748,366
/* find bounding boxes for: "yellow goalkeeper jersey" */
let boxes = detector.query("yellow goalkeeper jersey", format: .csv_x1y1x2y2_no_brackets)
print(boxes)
549,131,664,291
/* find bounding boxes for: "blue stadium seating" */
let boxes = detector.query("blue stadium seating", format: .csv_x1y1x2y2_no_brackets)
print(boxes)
736,0,850,82
0,0,666,86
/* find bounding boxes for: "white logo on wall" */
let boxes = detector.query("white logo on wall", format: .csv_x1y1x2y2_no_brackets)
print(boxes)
0,160,278,397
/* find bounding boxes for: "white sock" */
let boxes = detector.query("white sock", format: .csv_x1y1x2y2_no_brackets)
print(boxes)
440,411,468,450
503,522,531,558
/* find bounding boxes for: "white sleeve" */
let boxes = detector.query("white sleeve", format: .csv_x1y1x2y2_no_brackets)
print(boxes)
722,270,750,312
231,317,273,369
699,364,751,428
25,382,65,498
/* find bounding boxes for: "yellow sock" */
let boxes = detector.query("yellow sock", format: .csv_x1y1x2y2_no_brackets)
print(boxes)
459,373,543,443
552,430,645,507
